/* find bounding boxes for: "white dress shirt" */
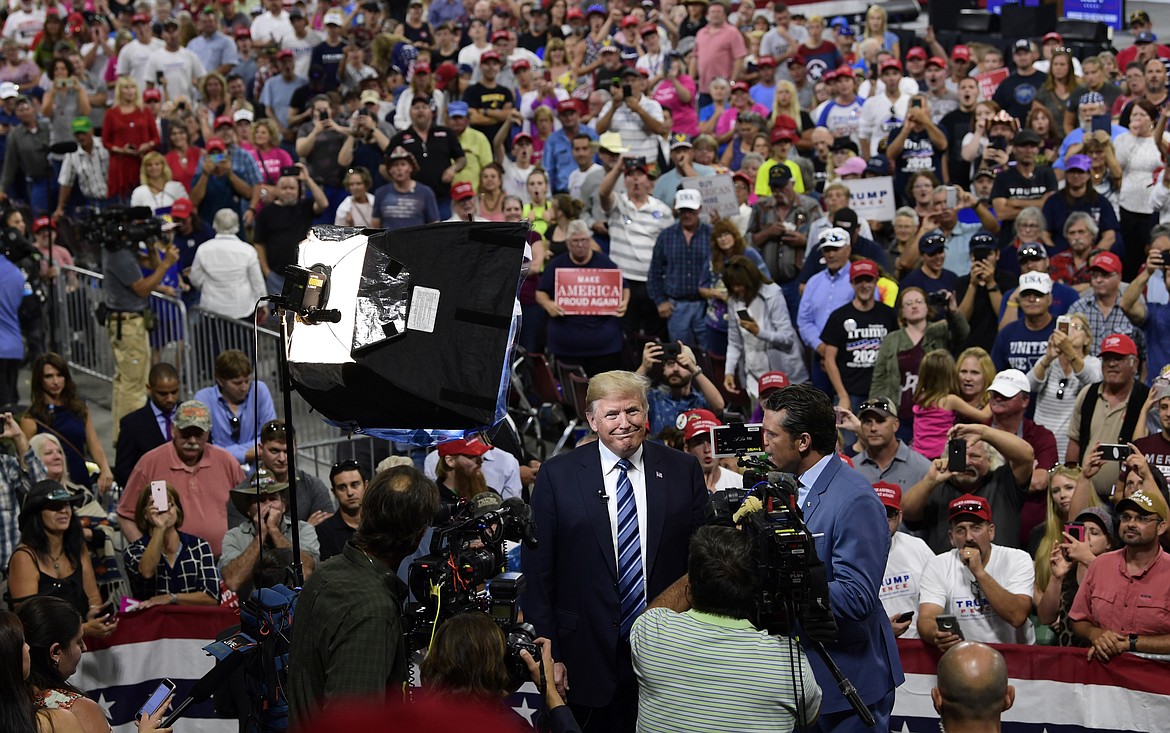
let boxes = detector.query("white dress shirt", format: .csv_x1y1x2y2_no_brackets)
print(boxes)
189,233,267,319
598,440,649,596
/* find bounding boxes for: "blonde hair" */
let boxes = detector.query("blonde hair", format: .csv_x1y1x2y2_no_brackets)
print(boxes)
1033,465,1098,588
29,433,76,485
140,151,172,186
253,117,280,148
914,349,960,409
585,371,650,415
114,76,142,108
956,347,994,407
772,80,802,127
864,5,888,39
1068,313,1093,356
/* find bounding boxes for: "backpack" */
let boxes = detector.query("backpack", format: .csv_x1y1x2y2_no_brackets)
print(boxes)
239,584,299,733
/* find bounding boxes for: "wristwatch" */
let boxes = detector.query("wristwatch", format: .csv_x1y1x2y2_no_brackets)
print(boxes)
1129,633,1139,652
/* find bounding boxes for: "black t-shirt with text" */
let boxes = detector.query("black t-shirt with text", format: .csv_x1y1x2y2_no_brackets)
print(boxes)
389,125,466,200
990,163,1057,247
463,81,513,143
820,301,899,396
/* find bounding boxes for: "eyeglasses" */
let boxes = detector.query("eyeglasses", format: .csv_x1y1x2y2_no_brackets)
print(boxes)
228,415,241,442
1057,377,1069,400
1118,512,1159,524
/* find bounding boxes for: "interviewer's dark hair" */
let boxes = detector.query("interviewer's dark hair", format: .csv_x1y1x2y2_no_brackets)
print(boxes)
420,612,510,700
688,526,760,619
762,384,837,455
17,596,84,697
0,611,39,733
355,466,439,560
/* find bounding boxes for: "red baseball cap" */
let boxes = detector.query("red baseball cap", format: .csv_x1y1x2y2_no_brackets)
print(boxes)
772,114,798,132
680,408,721,442
33,216,55,232
873,482,901,511
1100,333,1138,357
143,88,163,102
620,14,639,27
511,59,530,72
480,50,502,63
450,181,476,201
731,81,750,94
206,137,226,152
131,12,151,23
414,61,431,74
1089,251,1122,274
770,127,798,143
566,7,584,20
513,131,534,145
640,23,658,36
732,171,752,187
926,56,947,69
879,58,903,72
906,47,927,60
437,436,491,458
170,198,194,219
949,494,992,523
1043,31,1063,44
214,114,234,129
787,54,807,66
234,27,252,38
834,64,855,78
757,55,776,68
822,69,838,82
850,259,879,281
490,29,510,43
557,99,582,115
758,371,790,395
951,44,971,61
276,48,294,59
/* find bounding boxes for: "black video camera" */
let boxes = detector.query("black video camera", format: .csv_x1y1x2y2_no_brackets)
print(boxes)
403,494,539,679
706,455,837,641
82,205,164,251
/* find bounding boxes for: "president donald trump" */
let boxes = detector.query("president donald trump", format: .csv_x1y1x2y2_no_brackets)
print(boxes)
522,370,708,732
763,384,905,731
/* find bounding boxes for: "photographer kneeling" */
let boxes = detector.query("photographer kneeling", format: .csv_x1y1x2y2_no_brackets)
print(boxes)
421,613,580,732
630,525,822,732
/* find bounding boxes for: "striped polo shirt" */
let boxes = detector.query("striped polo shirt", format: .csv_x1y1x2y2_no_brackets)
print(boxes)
605,193,673,282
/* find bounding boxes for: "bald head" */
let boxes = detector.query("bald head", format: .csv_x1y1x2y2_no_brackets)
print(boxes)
932,642,1014,725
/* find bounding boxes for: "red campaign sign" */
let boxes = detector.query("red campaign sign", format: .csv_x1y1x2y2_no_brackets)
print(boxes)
976,68,1011,102
554,268,623,315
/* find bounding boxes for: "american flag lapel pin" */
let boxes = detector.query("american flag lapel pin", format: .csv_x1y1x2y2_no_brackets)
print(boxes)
656,471,663,478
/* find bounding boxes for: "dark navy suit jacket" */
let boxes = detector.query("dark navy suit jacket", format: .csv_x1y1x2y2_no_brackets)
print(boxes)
522,439,708,708
114,404,167,489
798,453,905,715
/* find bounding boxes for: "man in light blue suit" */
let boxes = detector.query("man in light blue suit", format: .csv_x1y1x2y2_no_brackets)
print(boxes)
762,383,905,731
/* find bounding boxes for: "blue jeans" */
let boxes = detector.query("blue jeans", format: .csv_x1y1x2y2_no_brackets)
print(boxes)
667,299,706,349
25,176,54,217
266,270,285,296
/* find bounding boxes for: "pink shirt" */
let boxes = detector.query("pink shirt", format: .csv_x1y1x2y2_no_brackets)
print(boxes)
911,403,954,460
117,442,245,556
653,75,699,136
715,103,771,137
695,23,747,94
1069,549,1170,636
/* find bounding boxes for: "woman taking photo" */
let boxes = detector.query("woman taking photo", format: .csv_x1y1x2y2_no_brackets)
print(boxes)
20,354,111,494
0,610,85,733
6,481,115,640
104,77,160,202
723,255,808,397
1028,312,1099,463
1034,495,1112,647
869,287,968,443
123,484,220,608
1113,98,1161,280
40,58,91,158
130,152,188,216
700,219,769,356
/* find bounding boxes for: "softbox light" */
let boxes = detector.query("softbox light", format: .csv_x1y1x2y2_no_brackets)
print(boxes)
286,221,529,441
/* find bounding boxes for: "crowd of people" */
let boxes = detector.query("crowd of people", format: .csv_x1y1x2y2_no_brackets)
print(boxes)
1,0,1170,730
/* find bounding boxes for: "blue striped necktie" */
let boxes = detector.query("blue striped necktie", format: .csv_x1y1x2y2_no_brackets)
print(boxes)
616,458,645,637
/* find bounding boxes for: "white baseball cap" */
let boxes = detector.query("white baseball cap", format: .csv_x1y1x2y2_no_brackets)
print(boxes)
988,369,1031,398
323,9,345,26
233,108,254,123
819,227,850,249
1018,271,1053,295
675,189,702,211
0,82,18,100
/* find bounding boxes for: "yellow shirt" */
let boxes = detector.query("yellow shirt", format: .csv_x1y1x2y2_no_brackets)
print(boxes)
754,158,805,197
454,127,493,191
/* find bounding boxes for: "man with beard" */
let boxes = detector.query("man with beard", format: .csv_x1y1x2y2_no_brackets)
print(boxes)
917,494,1036,648
118,401,246,555
193,349,277,465
761,384,903,730
316,459,368,561
636,340,724,437
902,423,1036,554
679,409,741,491
1070,489,1170,658
853,396,932,493
434,436,495,519
220,468,320,592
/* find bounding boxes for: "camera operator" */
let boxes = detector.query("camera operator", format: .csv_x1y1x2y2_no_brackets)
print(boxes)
761,384,903,731
631,525,822,731
103,229,180,432
421,613,581,732
288,465,439,725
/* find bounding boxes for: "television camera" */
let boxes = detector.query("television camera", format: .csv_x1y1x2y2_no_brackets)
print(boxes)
81,205,165,250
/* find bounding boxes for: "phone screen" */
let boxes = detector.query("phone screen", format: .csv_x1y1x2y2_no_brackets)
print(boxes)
1057,317,1070,335
137,680,175,718
945,186,957,210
